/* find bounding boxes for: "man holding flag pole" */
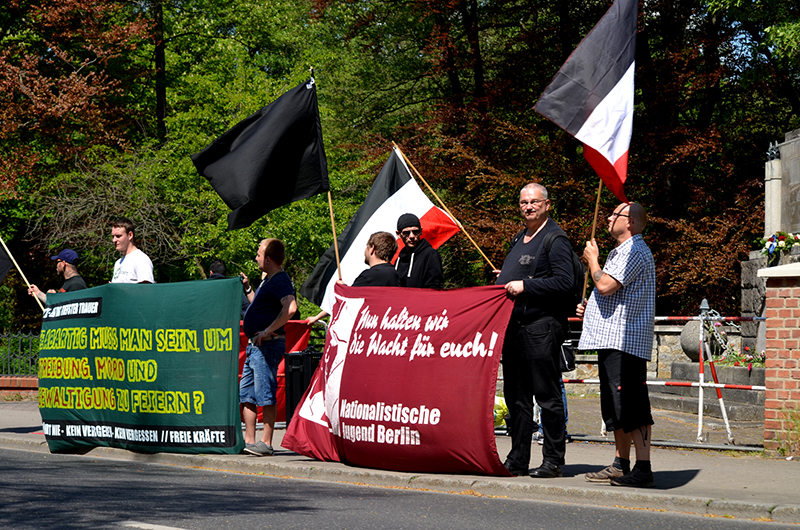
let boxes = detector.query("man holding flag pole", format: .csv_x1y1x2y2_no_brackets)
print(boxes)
577,202,656,487
535,0,657,487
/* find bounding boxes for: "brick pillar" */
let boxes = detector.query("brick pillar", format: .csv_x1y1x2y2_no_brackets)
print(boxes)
763,276,800,456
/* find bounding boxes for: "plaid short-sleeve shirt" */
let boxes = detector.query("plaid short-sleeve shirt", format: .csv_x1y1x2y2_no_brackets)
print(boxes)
578,234,656,360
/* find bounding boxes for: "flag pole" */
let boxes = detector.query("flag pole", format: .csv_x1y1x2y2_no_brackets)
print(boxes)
582,180,604,300
312,64,343,282
0,233,45,312
392,142,497,271
327,191,343,281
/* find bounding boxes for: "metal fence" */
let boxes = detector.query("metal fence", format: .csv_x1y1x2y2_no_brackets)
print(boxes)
0,332,40,376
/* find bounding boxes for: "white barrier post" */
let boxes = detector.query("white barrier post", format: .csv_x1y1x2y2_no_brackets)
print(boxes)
696,300,707,443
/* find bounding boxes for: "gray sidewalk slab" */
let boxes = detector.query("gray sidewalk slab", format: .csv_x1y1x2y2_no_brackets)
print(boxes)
1,400,798,524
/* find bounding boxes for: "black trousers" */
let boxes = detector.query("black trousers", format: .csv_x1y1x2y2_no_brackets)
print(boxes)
501,316,566,468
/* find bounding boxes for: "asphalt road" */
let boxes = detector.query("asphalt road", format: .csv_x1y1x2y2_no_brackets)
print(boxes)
1,448,783,530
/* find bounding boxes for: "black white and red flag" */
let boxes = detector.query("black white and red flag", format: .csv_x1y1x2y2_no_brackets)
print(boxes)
534,0,637,203
300,148,460,313
191,78,329,230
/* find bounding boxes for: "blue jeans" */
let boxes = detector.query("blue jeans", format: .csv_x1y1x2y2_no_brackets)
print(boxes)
240,339,285,407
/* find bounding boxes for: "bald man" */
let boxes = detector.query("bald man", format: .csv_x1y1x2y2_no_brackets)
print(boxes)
577,202,657,488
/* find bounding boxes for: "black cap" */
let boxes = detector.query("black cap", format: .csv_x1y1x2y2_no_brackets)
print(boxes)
397,213,421,232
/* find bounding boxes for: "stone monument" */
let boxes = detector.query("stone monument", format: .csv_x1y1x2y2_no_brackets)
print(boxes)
741,128,800,352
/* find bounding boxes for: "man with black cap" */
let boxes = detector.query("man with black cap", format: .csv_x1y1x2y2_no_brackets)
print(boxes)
28,249,87,304
394,213,444,289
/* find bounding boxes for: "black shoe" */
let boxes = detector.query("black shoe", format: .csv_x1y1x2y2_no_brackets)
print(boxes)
503,460,528,477
610,467,654,488
529,461,562,478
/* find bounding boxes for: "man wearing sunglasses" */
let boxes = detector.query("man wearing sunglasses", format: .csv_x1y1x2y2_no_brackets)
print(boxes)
27,248,87,304
577,202,656,488
394,213,444,289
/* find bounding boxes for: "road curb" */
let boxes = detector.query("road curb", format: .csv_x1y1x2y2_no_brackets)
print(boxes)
2,433,798,523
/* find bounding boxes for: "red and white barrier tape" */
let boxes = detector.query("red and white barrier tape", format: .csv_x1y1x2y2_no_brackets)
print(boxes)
562,379,766,391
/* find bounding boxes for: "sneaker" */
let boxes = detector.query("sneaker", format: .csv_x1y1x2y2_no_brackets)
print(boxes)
532,431,544,444
610,467,655,488
585,464,625,483
244,440,274,457
529,461,562,478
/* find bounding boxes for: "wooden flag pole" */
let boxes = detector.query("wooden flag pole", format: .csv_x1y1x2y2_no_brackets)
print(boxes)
581,180,605,301
327,191,343,281
312,66,342,281
392,142,497,271
0,233,45,312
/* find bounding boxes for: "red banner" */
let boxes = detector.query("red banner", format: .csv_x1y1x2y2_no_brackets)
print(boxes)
283,284,514,475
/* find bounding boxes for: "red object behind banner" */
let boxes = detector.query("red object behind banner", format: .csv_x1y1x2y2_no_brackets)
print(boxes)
238,320,313,423
283,285,514,476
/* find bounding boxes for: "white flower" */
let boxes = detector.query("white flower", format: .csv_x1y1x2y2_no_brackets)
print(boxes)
779,241,786,247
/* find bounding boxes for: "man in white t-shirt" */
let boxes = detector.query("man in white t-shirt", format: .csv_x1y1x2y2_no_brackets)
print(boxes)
110,217,154,284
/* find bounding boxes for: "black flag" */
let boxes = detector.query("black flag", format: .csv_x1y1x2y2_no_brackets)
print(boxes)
191,78,329,230
0,244,13,285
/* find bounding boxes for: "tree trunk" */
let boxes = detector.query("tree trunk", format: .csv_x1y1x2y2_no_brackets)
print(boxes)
154,0,167,141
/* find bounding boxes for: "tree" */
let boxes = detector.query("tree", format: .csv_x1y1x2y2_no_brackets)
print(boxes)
0,0,149,196
5,0,800,331
309,0,797,315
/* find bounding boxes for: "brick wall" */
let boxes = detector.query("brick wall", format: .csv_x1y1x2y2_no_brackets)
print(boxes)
0,376,38,399
763,277,800,456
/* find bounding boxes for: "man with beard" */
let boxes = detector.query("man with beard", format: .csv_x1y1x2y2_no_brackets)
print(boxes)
28,249,87,303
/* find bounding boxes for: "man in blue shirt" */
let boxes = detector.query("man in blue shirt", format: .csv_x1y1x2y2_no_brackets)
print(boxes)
241,238,297,456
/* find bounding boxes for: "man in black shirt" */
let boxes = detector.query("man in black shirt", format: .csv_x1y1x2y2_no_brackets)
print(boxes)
28,249,87,304
495,183,573,479
306,232,400,325
353,232,401,287
240,238,297,457
394,213,444,289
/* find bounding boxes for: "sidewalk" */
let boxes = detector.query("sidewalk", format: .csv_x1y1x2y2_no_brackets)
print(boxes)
1,399,798,524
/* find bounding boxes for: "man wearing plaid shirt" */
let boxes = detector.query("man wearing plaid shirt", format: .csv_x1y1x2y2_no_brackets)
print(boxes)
577,202,656,488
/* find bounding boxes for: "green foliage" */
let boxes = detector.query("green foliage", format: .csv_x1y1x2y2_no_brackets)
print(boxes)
776,407,800,457
1,0,799,331
0,284,16,332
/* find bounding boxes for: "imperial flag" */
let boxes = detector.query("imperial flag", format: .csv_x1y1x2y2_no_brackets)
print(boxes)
300,148,460,313
534,0,637,203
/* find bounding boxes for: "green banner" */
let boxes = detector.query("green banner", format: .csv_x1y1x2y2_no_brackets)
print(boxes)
38,278,244,454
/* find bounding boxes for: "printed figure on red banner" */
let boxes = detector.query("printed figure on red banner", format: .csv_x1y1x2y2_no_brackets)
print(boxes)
495,183,574,479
